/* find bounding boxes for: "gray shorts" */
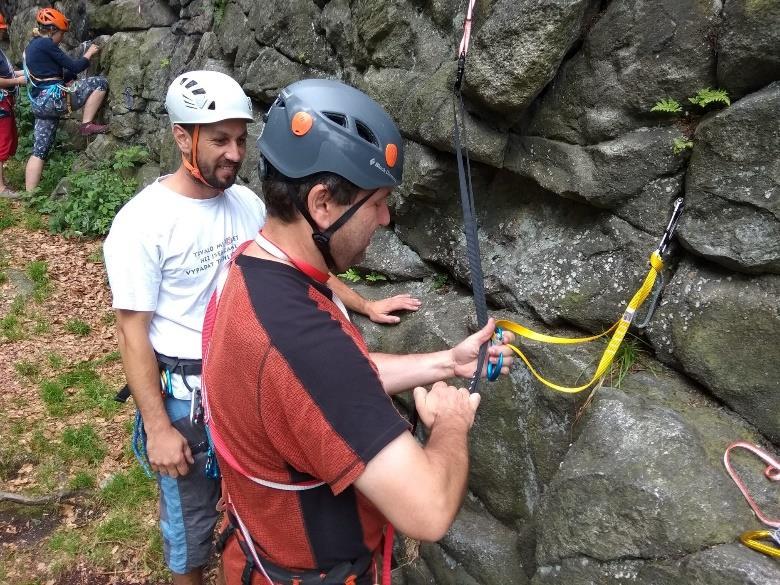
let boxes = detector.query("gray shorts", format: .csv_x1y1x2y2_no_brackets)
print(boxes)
155,396,220,575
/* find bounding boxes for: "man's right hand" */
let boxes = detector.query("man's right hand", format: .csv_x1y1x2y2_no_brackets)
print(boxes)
85,44,100,59
413,381,481,431
146,425,194,478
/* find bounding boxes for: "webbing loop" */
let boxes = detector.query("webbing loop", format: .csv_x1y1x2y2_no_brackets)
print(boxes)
494,250,664,394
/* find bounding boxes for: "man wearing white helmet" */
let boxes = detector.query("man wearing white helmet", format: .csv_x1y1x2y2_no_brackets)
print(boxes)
104,70,420,585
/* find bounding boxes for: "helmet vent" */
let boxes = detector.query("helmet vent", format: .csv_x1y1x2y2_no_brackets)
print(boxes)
192,88,206,95
185,80,198,89
324,112,348,127
355,120,378,147
207,102,216,110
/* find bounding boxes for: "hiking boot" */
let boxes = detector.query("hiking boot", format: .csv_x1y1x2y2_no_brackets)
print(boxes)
79,122,109,136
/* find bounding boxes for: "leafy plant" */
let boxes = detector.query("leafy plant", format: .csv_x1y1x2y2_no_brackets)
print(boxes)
338,267,361,282
431,273,449,291
673,137,694,154
688,87,730,108
364,272,387,283
213,0,227,25
112,146,149,171
650,98,682,114
47,148,147,237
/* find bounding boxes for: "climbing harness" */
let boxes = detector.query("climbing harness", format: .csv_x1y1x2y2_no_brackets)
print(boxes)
723,441,780,558
22,50,75,115
451,0,684,394
201,237,391,585
119,352,218,479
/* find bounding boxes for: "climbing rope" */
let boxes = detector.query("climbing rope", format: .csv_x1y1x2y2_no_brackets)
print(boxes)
723,441,780,558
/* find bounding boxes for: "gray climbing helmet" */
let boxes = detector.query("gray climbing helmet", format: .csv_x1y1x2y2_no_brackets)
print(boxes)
257,79,403,189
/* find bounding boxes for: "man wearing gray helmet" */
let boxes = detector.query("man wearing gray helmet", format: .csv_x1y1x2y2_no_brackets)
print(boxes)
202,79,513,585
104,71,421,585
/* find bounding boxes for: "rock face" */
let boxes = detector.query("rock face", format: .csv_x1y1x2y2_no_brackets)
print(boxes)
5,0,778,582
679,82,780,274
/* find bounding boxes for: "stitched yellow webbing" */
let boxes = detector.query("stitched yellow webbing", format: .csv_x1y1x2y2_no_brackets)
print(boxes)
740,530,780,558
495,251,664,394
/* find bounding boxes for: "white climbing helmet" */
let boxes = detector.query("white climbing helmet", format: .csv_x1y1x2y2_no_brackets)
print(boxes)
165,70,253,125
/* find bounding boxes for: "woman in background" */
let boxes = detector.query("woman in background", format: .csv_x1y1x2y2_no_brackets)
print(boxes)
23,7,108,191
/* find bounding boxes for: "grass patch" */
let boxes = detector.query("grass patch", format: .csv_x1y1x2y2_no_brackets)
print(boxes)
1,313,24,341
48,529,82,556
95,511,142,544
68,470,96,491
39,379,67,416
21,210,45,231
64,318,91,336
31,312,50,334
25,260,52,302
61,424,106,464
47,352,64,370
87,245,104,264
14,359,41,380
609,336,648,388
100,465,157,509
38,360,123,417
0,199,18,229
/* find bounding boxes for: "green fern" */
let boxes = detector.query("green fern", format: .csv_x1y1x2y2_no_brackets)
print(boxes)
673,138,694,155
338,268,361,283
688,88,730,108
364,272,387,283
650,98,682,114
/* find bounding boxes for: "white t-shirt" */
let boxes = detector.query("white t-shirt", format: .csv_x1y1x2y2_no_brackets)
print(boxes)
104,178,266,399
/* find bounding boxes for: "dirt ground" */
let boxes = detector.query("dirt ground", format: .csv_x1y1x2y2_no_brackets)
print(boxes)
0,209,172,584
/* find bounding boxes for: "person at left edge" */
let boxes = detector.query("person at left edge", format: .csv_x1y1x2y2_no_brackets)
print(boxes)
0,12,26,194
103,70,420,585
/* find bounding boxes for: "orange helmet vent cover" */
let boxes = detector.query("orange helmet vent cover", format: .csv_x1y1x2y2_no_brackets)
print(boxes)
291,111,314,136
385,143,398,168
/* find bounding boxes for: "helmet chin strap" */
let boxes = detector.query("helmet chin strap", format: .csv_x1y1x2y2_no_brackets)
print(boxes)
181,124,220,190
294,191,375,270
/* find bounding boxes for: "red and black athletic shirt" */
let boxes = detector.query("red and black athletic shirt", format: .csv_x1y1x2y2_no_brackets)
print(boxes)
204,254,409,572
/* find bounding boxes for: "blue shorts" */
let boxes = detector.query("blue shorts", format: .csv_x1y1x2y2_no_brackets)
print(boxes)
155,396,220,575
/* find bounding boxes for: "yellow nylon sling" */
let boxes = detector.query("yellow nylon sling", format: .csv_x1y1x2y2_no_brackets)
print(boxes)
494,250,664,394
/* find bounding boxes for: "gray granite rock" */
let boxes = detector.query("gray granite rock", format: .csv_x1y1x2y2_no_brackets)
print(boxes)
679,83,780,274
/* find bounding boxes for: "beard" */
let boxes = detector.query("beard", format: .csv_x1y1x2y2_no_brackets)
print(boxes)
197,155,241,190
